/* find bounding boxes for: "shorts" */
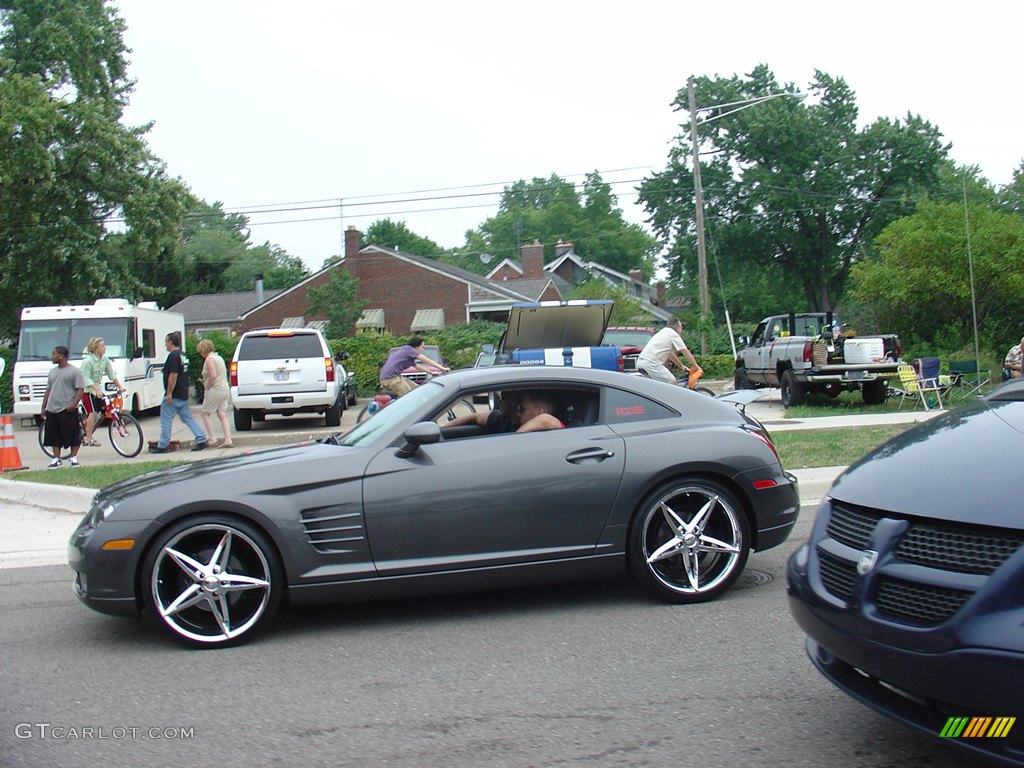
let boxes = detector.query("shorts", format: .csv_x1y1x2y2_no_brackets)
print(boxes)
44,409,81,449
380,375,416,397
201,386,230,414
80,393,104,416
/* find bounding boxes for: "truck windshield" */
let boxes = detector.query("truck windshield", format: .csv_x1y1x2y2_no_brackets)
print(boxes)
17,319,130,361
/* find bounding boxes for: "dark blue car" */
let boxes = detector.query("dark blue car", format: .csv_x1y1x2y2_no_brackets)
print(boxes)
788,379,1024,767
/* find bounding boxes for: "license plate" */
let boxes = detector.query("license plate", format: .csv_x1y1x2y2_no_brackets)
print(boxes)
844,370,867,380
273,371,289,382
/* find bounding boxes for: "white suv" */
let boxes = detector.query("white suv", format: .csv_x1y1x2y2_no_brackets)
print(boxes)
229,328,344,430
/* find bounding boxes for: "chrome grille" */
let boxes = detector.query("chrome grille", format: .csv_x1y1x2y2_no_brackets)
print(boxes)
896,524,1023,575
875,577,973,626
826,503,879,549
817,549,857,602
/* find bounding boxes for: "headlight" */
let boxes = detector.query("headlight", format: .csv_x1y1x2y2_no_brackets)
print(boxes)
84,500,120,528
18,385,30,395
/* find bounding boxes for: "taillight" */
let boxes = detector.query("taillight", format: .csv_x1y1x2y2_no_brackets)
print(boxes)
617,354,624,373
325,358,335,382
802,341,812,363
229,361,238,387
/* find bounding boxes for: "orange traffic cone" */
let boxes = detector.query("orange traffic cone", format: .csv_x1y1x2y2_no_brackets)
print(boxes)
0,415,28,472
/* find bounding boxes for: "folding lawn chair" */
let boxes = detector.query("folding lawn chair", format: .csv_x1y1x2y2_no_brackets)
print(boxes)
894,362,945,412
947,359,991,402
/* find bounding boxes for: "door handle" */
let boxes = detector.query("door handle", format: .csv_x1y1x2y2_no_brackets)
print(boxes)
565,447,615,463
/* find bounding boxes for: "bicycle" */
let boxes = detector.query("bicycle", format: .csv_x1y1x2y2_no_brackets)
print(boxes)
38,392,145,458
355,372,476,424
639,364,716,396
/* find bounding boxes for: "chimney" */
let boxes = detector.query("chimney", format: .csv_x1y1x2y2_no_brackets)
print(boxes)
254,273,265,305
629,269,644,283
345,225,361,262
520,239,545,279
554,239,574,258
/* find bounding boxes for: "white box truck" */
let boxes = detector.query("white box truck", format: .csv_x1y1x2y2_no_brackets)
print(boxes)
12,298,185,420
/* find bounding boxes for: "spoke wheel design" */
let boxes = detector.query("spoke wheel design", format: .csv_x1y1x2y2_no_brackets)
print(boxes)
144,518,281,647
108,413,143,457
628,480,750,603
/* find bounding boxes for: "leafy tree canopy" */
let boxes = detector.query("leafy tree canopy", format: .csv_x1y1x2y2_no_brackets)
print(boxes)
305,268,368,339
450,172,658,278
0,0,192,335
639,64,951,319
850,202,1024,352
364,218,450,259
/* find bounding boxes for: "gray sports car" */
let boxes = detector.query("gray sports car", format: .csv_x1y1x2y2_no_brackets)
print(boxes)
69,366,800,648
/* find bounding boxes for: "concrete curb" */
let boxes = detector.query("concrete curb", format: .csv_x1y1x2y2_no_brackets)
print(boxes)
0,478,95,514
789,465,844,506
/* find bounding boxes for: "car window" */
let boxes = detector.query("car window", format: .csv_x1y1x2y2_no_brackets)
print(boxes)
238,334,324,360
602,330,654,347
603,386,677,424
338,383,441,447
437,386,602,437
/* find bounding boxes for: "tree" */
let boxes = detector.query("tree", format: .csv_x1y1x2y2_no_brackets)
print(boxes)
305,267,368,339
639,65,950,319
998,162,1024,216
0,0,190,335
849,202,1024,352
565,279,651,326
365,219,449,259
452,173,658,278
222,242,309,291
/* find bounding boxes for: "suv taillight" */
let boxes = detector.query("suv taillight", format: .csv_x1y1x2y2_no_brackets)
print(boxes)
325,358,335,382
617,354,624,372
229,361,238,387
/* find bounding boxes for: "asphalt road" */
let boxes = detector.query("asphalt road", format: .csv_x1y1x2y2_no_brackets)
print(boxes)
0,507,976,768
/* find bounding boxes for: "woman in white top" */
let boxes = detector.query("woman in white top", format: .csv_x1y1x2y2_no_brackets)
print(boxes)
196,339,234,447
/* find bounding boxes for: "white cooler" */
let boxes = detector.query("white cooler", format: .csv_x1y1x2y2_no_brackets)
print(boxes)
844,337,885,364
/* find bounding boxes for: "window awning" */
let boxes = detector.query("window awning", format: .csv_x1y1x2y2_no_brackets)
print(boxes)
356,308,385,329
281,316,305,328
306,320,329,332
411,308,445,331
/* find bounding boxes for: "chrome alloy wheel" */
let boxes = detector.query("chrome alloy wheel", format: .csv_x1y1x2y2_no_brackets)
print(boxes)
632,481,749,602
149,523,274,646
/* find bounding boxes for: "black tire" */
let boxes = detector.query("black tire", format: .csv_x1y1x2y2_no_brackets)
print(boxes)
142,515,283,648
234,409,253,431
734,366,753,390
862,378,887,405
356,404,374,424
325,399,342,428
627,478,750,603
347,388,358,407
108,412,143,458
780,370,805,407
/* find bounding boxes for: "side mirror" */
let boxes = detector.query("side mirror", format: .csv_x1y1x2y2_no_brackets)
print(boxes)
132,347,144,360
481,343,495,354
396,421,441,458
737,336,749,348
338,351,349,361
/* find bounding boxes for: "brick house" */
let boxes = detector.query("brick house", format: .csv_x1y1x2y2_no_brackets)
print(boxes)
237,227,561,335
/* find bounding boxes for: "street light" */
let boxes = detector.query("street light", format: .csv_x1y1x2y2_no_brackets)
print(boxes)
687,77,805,354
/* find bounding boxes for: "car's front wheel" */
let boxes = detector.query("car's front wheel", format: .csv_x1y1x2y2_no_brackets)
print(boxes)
142,516,283,648
627,479,750,603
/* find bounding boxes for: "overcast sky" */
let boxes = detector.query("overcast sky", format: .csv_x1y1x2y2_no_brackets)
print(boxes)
116,0,1021,272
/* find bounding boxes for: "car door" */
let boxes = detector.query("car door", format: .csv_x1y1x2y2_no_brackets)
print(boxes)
362,423,626,575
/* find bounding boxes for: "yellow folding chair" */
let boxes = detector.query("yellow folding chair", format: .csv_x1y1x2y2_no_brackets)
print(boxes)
895,364,944,411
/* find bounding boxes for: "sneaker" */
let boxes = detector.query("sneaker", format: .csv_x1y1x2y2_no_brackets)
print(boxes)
47,458,63,469
69,457,80,468
191,440,208,452
148,445,169,454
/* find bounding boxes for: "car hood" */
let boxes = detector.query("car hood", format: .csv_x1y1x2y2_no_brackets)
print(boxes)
828,400,1024,528
95,441,361,507
502,300,613,350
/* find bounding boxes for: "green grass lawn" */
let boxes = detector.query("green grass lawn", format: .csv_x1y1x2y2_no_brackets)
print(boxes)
772,424,911,469
784,380,995,418
12,460,186,489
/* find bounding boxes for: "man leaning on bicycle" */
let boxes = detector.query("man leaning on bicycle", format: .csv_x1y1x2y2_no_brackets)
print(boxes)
379,336,449,397
81,336,126,447
636,317,702,385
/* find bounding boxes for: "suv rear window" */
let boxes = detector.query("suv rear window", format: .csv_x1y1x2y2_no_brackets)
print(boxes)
237,334,324,360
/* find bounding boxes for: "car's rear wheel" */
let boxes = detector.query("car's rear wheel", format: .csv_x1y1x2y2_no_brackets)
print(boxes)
325,399,342,427
143,516,282,648
234,409,253,431
627,479,750,603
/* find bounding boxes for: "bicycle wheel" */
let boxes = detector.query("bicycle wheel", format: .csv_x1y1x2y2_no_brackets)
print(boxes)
443,398,476,422
694,387,716,397
108,412,144,458
37,420,56,458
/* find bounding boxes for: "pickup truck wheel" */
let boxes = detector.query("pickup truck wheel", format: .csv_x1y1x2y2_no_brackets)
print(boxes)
862,379,887,405
734,367,753,390
234,409,253,431
780,370,805,407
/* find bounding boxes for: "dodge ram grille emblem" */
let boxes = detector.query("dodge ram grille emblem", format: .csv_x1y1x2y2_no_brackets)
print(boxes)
857,550,878,575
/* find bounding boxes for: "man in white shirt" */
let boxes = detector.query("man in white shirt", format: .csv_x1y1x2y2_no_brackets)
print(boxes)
637,317,702,385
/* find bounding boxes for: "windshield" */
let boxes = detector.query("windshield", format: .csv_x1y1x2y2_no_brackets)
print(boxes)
603,329,655,347
338,382,442,447
17,319,130,361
